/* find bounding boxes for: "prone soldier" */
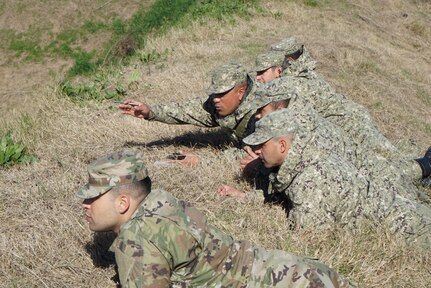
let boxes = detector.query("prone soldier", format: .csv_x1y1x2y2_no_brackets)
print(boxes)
78,150,352,287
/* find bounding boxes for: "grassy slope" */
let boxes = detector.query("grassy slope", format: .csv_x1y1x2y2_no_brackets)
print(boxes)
1,0,430,287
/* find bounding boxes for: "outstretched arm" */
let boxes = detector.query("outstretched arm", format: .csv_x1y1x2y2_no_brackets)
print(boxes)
119,99,153,119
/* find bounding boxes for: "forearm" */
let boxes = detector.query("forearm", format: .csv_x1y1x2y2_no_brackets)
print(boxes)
149,98,217,127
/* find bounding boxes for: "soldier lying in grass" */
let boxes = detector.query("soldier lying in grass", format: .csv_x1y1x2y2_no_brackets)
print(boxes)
219,109,431,249
78,150,351,287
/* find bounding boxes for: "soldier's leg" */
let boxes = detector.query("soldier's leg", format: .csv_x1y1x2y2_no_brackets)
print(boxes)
249,246,353,287
383,195,431,249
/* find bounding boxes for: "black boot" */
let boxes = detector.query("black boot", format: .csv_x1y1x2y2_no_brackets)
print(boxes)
415,146,431,178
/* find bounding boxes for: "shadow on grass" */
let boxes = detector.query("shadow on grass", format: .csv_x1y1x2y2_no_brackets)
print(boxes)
124,128,235,150
85,232,120,286
85,232,117,268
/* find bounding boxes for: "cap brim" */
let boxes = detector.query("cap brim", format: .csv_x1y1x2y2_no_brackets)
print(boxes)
242,130,272,146
76,183,112,199
254,65,270,73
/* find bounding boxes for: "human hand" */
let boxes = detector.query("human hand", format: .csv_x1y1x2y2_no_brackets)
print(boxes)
244,146,258,158
167,150,200,167
240,146,259,170
119,99,151,119
217,184,246,200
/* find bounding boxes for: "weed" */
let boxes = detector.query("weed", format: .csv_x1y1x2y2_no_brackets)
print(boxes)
83,21,107,33
9,31,44,61
138,49,168,64
68,51,96,77
303,0,319,7
0,131,36,167
112,18,126,35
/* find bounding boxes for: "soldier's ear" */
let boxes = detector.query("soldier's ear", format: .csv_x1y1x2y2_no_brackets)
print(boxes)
117,194,131,214
237,83,247,100
279,138,288,154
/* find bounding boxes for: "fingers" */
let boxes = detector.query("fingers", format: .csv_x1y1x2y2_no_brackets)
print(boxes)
118,99,150,118
244,146,258,158
217,185,228,196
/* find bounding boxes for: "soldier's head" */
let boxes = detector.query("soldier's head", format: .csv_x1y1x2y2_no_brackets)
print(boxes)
207,62,248,117
243,109,296,168
254,51,286,83
270,37,304,73
253,80,293,119
255,99,290,120
77,150,151,233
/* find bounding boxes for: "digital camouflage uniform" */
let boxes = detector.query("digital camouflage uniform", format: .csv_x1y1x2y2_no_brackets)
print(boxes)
243,110,431,248
77,150,352,287
254,79,425,202
269,39,422,183
147,62,262,144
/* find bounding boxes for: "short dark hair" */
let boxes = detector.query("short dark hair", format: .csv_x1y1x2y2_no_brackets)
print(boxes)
111,177,152,202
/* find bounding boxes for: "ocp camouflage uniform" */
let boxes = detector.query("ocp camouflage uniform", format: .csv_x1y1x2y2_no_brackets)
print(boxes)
243,110,431,248
147,62,262,145
78,150,351,287
110,189,352,287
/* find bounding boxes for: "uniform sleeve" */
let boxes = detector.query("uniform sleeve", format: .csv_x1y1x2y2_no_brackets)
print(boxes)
113,233,171,288
149,97,217,128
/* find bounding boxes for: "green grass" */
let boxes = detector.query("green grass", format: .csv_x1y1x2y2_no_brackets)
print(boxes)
4,0,261,77
0,131,36,167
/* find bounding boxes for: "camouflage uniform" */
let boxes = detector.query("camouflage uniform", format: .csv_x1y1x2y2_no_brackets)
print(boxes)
243,110,431,247
110,189,351,287
148,62,262,144
254,80,425,202
77,150,351,287
269,40,422,182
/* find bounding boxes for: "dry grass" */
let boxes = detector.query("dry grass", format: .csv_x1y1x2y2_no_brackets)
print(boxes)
1,0,431,287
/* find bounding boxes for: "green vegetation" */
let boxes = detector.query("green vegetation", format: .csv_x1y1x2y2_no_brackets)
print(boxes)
4,0,260,79
60,0,260,103
2,0,261,103
0,131,36,167
303,0,319,7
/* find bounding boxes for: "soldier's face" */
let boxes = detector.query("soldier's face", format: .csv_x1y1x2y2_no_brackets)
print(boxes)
212,85,245,117
256,66,282,83
256,103,276,119
253,138,286,168
82,191,121,232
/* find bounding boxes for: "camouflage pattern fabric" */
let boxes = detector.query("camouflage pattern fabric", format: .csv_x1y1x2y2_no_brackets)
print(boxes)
245,111,431,247
149,72,262,143
110,189,352,287
254,78,424,202
76,150,148,199
254,51,286,72
270,36,302,55
273,47,421,184
207,62,248,94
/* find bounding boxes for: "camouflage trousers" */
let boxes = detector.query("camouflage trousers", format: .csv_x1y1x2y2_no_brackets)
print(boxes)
247,246,352,287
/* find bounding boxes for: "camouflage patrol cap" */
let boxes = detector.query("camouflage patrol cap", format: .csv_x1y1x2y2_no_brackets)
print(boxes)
207,62,248,95
243,109,298,146
255,78,296,98
76,150,148,199
270,37,302,55
251,78,295,109
254,51,286,72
